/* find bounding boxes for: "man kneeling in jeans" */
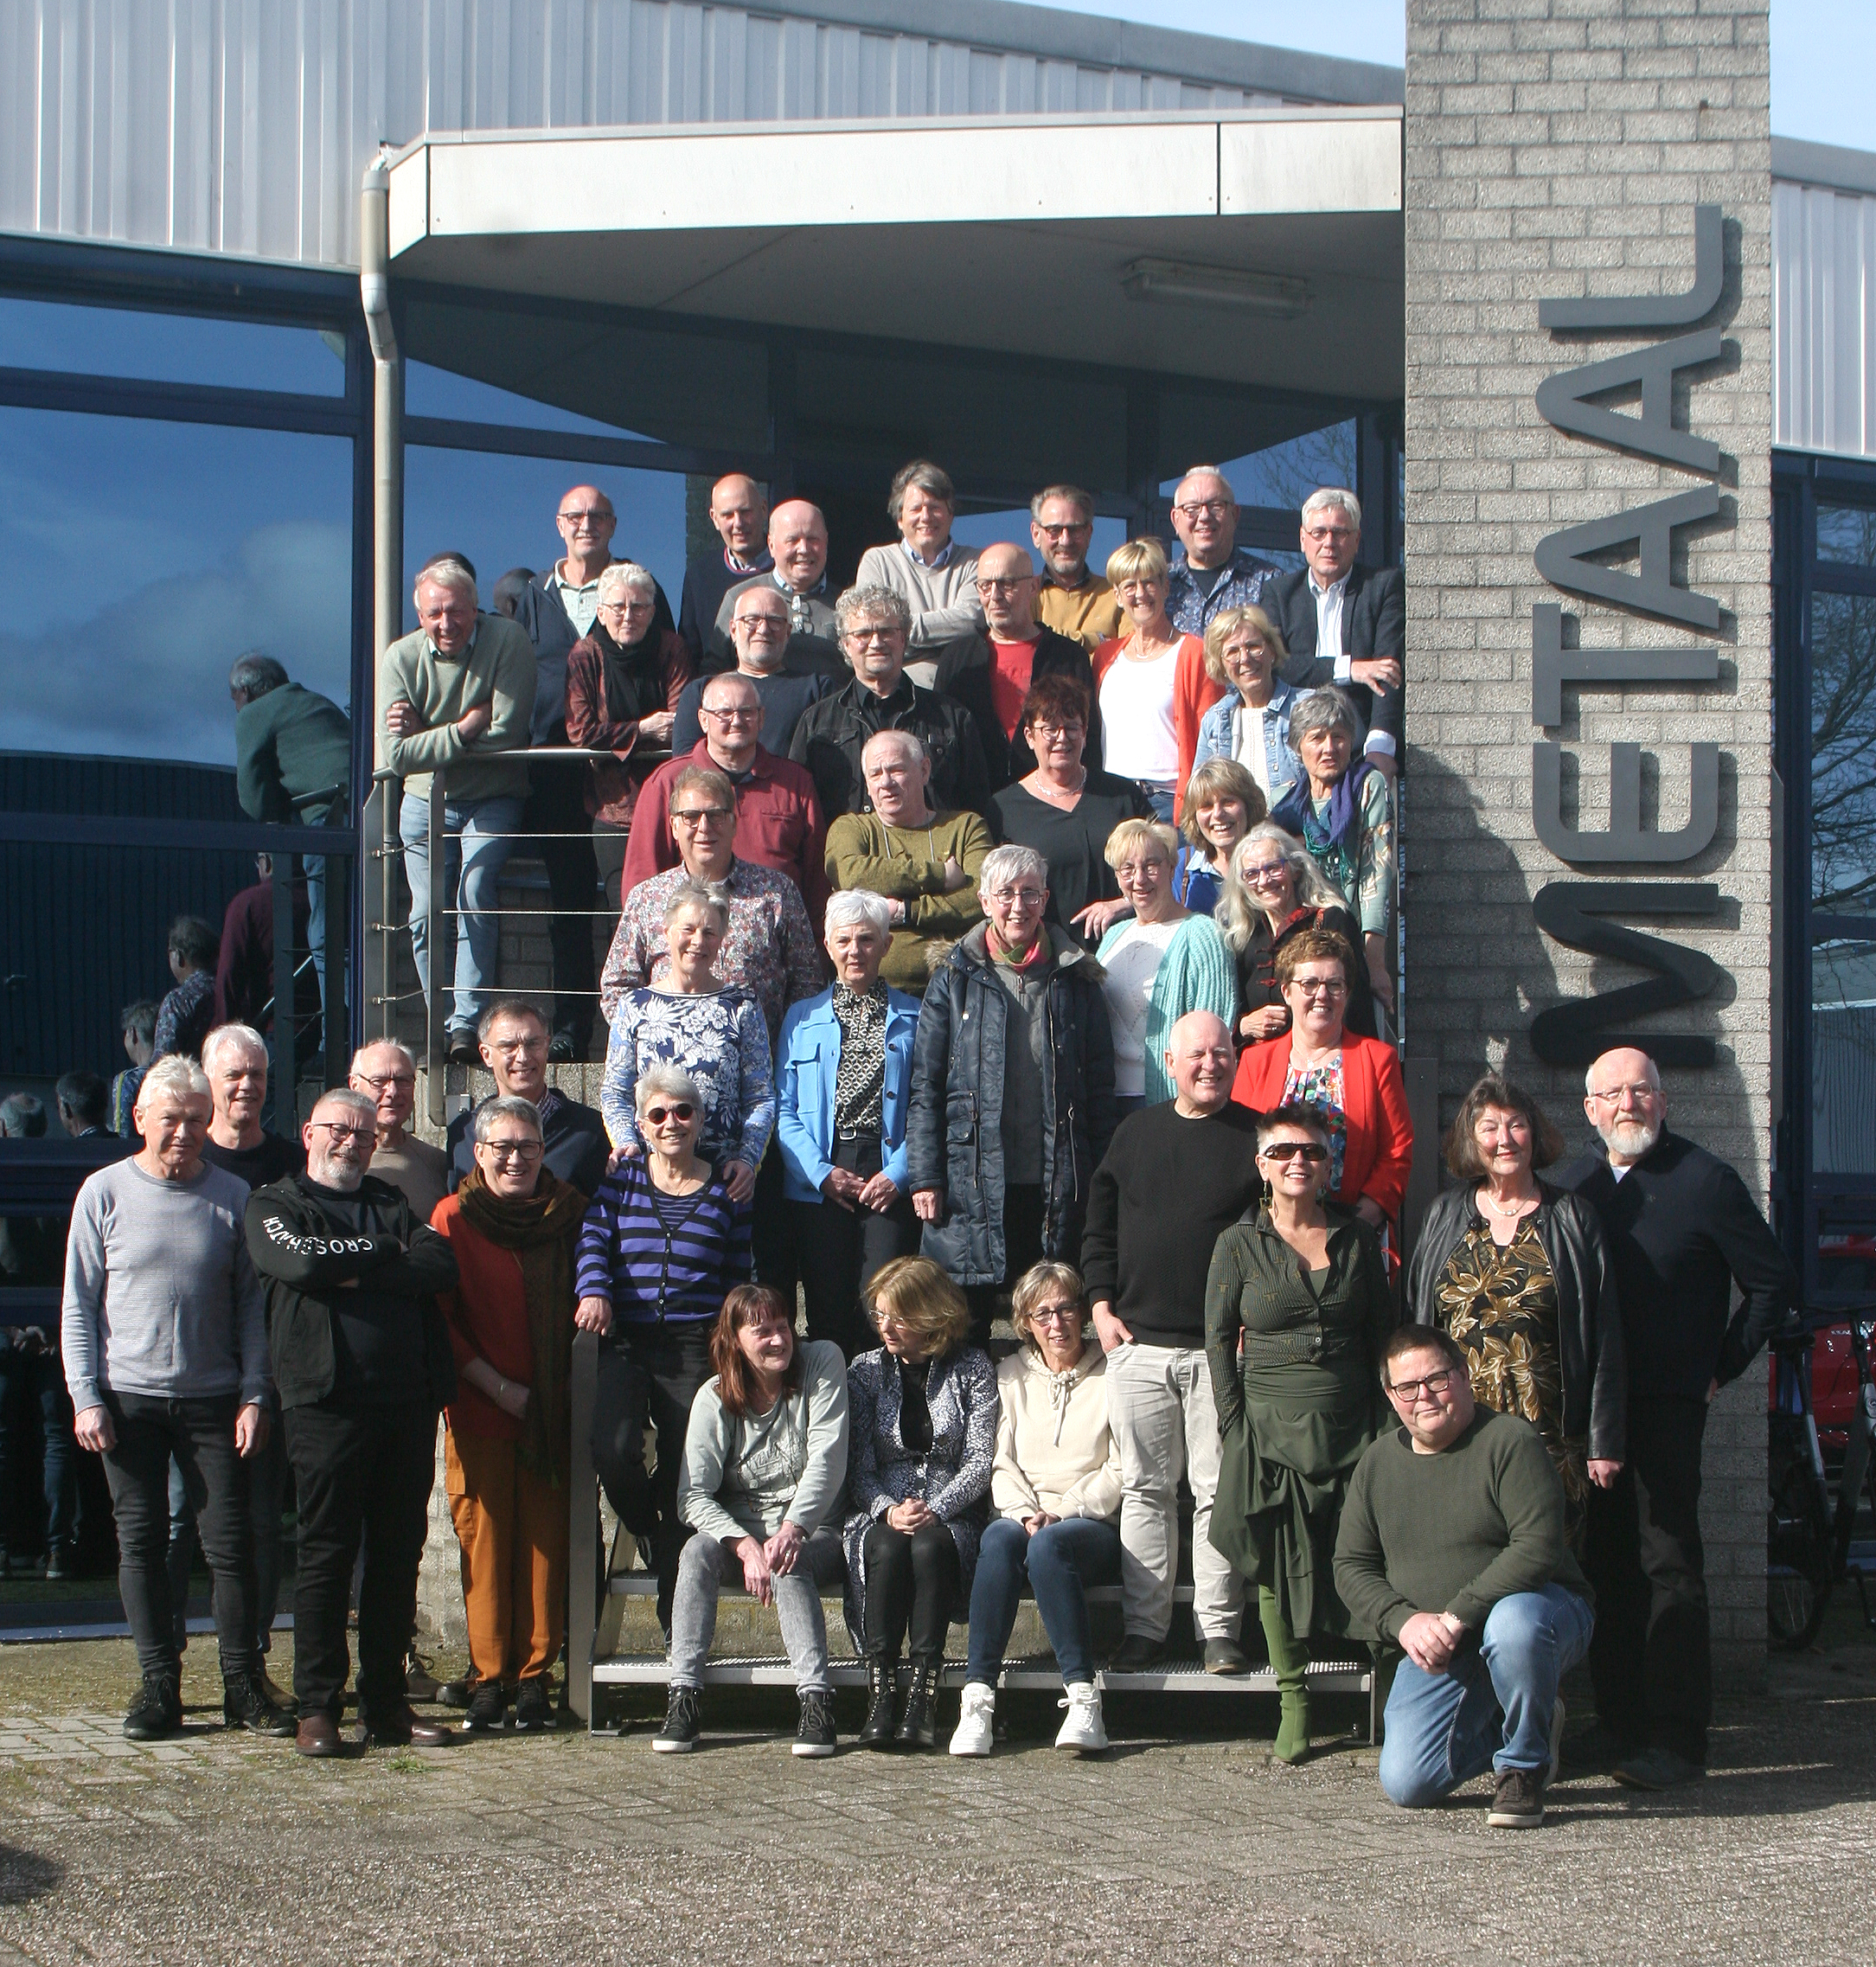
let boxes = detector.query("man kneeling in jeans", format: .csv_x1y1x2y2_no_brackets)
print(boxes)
1334,1326,1593,1829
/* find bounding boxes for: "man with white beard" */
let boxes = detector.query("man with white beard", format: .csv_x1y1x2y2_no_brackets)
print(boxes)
1559,1046,1795,1793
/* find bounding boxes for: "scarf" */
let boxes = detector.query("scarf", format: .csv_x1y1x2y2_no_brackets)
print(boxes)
1271,755,1376,855
986,924,1052,972
595,617,668,729
455,1166,588,1485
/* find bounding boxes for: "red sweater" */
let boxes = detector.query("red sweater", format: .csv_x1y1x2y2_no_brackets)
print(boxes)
431,1194,533,1442
1091,632,1221,811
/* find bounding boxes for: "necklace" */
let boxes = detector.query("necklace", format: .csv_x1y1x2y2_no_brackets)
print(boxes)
1478,1188,1538,1220
1029,769,1086,806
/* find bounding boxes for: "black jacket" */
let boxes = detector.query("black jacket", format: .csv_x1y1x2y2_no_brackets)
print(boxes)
929,626,1103,788
243,1175,458,1411
1558,1129,1796,1403
515,567,676,745
447,1091,609,1197
904,924,1117,1285
1405,1181,1628,1463
789,675,993,821
1271,564,1405,749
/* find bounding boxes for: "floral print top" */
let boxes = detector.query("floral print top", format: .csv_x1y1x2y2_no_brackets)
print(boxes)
1283,1054,1348,1195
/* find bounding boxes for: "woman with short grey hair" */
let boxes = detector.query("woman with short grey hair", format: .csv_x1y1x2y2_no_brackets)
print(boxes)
855,458,983,653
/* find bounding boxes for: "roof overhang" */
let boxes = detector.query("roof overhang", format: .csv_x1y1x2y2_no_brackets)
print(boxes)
386,108,1404,401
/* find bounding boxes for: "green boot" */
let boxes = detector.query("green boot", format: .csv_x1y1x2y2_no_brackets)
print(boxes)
1259,1588,1311,1765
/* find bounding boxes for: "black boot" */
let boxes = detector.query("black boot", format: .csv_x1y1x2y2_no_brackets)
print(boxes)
894,1662,940,1752
858,1655,898,1749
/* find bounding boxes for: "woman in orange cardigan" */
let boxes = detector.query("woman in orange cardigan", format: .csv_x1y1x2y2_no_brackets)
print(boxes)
1229,927,1412,1249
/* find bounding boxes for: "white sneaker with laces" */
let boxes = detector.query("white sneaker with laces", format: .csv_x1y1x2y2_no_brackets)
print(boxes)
1054,1681,1108,1753
948,1682,996,1757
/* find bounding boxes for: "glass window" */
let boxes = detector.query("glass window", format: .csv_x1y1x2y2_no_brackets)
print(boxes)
1161,420,1359,517
1811,938,1876,1176
1810,591,1876,913
951,506,1127,576
0,407,355,768
406,361,650,440
1816,503,1876,567
0,295,346,394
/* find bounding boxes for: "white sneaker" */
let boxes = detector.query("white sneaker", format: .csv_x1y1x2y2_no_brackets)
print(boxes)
1054,1681,1108,1753
948,1682,996,1757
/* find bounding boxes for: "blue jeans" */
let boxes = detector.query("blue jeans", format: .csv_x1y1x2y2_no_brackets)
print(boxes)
965,1515,1123,1687
0,1343,75,1554
398,791,523,1035
304,852,327,1016
1379,1585,1595,1807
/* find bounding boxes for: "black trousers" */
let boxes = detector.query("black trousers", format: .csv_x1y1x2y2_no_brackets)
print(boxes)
861,1518,962,1666
99,1391,256,1685
1584,1396,1711,1763
592,819,631,913
524,758,599,1049
285,1400,438,1720
591,1325,713,1619
790,1136,919,1362
964,1182,1047,1349
751,1139,797,1305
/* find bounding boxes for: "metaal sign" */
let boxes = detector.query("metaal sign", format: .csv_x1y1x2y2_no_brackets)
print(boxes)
1526,205,1731,1069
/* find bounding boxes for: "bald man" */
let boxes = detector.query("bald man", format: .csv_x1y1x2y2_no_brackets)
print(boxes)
712,498,845,676
679,472,772,663
931,541,1102,790
1164,465,1280,638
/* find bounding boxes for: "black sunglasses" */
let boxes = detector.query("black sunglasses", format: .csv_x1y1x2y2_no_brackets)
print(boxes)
643,1104,695,1125
1259,1141,1329,1163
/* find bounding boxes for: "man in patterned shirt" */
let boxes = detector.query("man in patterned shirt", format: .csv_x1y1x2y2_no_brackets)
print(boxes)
1164,466,1281,639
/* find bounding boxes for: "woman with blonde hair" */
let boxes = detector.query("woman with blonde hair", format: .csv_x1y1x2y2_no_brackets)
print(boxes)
1190,604,1305,809
1171,754,1266,916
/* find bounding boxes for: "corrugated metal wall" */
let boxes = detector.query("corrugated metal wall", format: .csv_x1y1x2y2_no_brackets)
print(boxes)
3,0,1293,274
1774,176,1876,461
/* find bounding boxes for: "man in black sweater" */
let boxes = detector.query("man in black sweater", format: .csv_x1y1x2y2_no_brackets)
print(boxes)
445,999,609,1196
1560,1046,1796,1791
1080,1010,1265,1673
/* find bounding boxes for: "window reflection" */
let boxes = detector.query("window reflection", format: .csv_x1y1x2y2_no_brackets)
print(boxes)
0,296,345,394
1816,503,1876,567
406,360,650,439
1812,939,1876,1176
1161,421,1359,516
1810,590,1876,914
951,506,1126,571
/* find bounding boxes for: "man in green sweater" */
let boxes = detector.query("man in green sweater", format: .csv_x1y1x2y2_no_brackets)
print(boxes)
1335,1325,1595,1829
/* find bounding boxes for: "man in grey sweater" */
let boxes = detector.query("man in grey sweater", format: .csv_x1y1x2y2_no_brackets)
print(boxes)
62,1055,291,1743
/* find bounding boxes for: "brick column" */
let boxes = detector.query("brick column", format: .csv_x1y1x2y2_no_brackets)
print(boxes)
1404,0,1772,1678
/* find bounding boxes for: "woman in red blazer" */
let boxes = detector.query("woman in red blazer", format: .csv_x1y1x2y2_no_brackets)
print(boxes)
1230,926,1412,1242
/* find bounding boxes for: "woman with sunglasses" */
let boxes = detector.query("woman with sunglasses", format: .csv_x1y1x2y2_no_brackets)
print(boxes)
1205,1103,1393,1764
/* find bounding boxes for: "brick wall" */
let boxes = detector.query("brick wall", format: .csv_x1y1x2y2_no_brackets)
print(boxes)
1403,0,1772,1677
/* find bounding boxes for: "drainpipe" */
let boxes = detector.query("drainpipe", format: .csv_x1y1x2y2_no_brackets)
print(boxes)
360,149,402,709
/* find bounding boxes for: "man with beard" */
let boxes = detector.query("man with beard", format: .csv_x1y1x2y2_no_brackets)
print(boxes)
1559,1046,1794,1791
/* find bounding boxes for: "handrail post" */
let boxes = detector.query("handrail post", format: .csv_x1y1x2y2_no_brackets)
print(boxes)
567,1329,600,1726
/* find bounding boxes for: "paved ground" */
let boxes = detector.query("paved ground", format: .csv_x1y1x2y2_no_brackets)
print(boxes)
2,1606,1874,1967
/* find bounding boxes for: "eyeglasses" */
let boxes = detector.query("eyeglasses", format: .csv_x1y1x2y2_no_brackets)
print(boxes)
558,508,614,525
1587,1083,1658,1105
1173,499,1233,519
1386,1368,1459,1403
988,887,1047,908
1034,521,1091,537
698,706,762,724
1290,977,1348,999
975,577,1031,594
597,597,652,615
490,1034,547,1054
1303,525,1356,544
733,614,787,631
1029,721,1085,740
1243,862,1289,887
1028,1304,1082,1325
483,1139,544,1163
310,1121,374,1144
671,807,733,824
845,625,899,644
1259,1141,1329,1163
1221,640,1269,663
643,1104,695,1125
353,1073,415,1092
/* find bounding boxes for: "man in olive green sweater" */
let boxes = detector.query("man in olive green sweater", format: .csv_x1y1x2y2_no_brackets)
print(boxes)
1335,1325,1595,1829
382,555,537,1059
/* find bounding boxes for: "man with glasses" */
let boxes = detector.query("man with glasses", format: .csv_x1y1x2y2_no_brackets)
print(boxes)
1164,466,1280,638
673,586,830,760
1335,1325,1594,1829
245,1089,460,1755
1271,488,1405,777
1080,1011,1265,1674
1030,484,1122,650
677,473,771,666
932,542,1101,791
790,584,992,822
1560,1047,1795,1791
349,1038,449,1223
710,499,845,676
445,998,610,1198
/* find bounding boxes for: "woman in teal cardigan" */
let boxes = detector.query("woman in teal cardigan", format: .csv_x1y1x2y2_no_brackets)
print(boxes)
1094,818,1238,1110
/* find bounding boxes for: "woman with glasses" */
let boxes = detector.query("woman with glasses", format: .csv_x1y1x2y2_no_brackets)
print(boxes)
1403,1073,1626,1549
576,1066,753,1638
949,1261,1123,1759
1230,929,1412,1262
1205,1103,1393,1763
1216,824,1375,1044
906,843,1117,1347
1189,605,1306,811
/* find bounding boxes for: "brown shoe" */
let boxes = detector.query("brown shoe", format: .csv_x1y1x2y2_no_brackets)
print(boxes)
361,1701,454,1747
1487,1766,1546,1828
295,1713,343,1759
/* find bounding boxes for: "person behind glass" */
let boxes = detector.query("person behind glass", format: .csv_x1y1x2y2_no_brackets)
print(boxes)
950,1262,1123,1759
383,554,537,1067
576,1067,753,1635
245,1088,460,1755
1169,758,1266,919
445,998,610,1197
843,1257,996,1751
1205,1105,1393,1763
1269,688,1396,1025
669,580,829,759
153,914,219,1062
989,676,1151,952
1030,484,1123,650
431,1095,588,1736
824,730,990,993
1218,825,1376,1046
1094,819,1238,1114
55,1071,108,1140
906,843,1117,1349
1163,464,1282,639
677,472,772,666
1230,930,1412,1261
1189,605,1306,813
61,1056,287,1742
563,559,691,919
1405,1073,1626,1556
656,1285,851,1758
111,998,157,1136
854,459,984,666
777,891,923,1361
1091,538,1216,823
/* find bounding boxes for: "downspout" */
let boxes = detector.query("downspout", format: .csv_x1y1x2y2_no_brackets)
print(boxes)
360,149,402,721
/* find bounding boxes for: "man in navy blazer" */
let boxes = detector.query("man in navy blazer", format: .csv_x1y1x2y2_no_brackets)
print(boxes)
1271,488,1405,774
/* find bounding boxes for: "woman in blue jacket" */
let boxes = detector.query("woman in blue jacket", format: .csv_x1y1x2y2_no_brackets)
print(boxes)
776,889,922,1360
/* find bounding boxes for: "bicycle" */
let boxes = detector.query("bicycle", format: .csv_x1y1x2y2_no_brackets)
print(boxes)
1767,1304,1876,1650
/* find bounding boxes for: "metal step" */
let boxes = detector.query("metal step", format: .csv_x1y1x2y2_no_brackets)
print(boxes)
591,1654,1372,1695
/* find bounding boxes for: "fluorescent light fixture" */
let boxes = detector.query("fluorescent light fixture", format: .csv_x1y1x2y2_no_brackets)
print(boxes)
1120,258,1311,318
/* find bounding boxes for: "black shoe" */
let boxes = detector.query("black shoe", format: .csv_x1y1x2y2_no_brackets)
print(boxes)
858,1656,898,1749
794,1689,838,1759
437,1676,477,1709
464,1683,508,1733
1106,1631,1168,1675
548,1027,577,1064
652,1686,701,1752
223,1671,297,1737
124,1674,182,1741
894,1663,940,1752
513,1679,555,1732
1202,1637,1252,1675
360,1701,454,1747
446,1029,477,1067
1613,1745,1705,1791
